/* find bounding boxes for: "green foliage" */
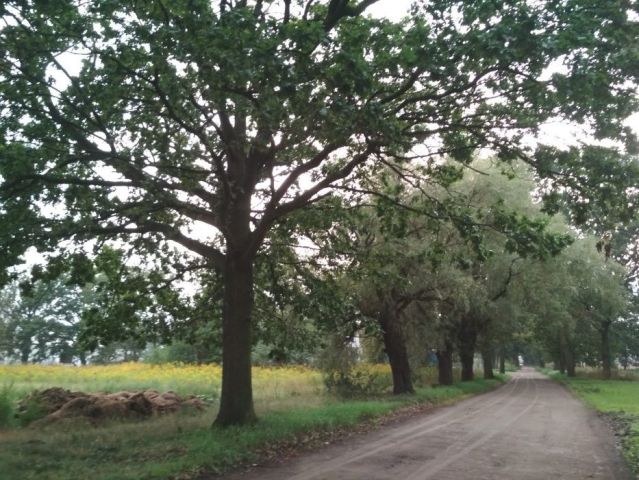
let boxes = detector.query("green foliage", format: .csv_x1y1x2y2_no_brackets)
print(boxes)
0,383,15,429
78,247,187,351
143,341,201,365
324,365,394,398
14,395,46,428
0,275,93,363
521,235,630,369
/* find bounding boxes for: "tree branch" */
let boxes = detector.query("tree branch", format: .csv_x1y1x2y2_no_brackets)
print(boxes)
324,0,382,31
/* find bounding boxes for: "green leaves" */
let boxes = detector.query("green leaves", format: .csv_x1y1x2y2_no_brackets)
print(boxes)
493,209,573,259
0,1,637,381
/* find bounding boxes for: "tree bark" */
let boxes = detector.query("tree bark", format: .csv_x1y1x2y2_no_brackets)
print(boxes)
20,345,30,364
457,316,477,382
565,345,576,377
600,320,612,380
460,351,474,381
499,349,506,374
19,333,31,364
381,302,414,394
482,347,495,379
436,342,454,386
558,356,566,374
559,329,575,376
214,252,257,426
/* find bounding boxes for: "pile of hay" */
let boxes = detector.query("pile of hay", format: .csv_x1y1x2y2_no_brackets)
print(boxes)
17,387,207,426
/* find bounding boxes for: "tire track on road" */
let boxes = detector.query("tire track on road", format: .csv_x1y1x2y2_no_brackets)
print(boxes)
287,377,523,480
403,375,540,480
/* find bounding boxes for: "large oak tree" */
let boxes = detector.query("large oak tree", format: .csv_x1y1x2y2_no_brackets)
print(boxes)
1,0,638,425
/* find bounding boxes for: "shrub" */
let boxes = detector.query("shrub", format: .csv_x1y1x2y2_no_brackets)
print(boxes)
14,392,47,427
324,364,393,398
413,366,439,387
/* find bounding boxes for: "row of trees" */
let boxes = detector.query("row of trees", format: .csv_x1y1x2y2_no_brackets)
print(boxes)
2,159,637,387
275,159,638,390
2,0,639,425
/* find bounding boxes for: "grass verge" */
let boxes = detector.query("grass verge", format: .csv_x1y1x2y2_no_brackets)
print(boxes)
0,376,505,480
544,370,639,476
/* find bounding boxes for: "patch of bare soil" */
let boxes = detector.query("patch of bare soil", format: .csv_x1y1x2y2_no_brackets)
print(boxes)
17,387,207,426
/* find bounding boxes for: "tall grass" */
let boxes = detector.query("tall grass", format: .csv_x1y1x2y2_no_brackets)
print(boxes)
0,383,14,428
0,362,323,400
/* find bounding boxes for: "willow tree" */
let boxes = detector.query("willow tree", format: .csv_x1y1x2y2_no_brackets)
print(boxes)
1,0,638,425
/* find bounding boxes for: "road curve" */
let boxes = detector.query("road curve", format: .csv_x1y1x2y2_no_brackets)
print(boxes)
223,368,632,480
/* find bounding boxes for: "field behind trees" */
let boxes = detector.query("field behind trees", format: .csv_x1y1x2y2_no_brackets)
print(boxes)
0,362,323,416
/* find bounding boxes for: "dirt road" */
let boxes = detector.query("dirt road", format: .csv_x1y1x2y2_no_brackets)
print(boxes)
224,368,632,480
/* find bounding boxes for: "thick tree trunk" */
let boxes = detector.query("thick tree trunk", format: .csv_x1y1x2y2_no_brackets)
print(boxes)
558,356,566,374
59,350,73,364
460,351,474,381
214,253,257,426
600,321,612,380
499,349,506,374
457,317,477,382
381,303,414,394
436,342,454,386
565,346,576,377
482,347,495,380
19,334,31,364
559,329,575,376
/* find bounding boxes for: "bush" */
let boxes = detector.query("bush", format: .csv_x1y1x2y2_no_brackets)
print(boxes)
413,366,439,387
324,364,393,398
14,392,48,427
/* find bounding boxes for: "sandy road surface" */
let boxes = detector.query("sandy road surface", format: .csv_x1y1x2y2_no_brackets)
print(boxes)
223,368,632,480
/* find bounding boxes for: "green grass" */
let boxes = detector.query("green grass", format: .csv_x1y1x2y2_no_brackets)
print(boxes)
0,376,505,480
545,369,639,475
0,383,14,428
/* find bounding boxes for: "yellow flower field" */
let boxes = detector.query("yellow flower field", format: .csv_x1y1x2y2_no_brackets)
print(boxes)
0,362,324,406
0,362,445,417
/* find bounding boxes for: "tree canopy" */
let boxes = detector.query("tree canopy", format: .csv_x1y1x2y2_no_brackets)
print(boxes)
1,0,639,425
